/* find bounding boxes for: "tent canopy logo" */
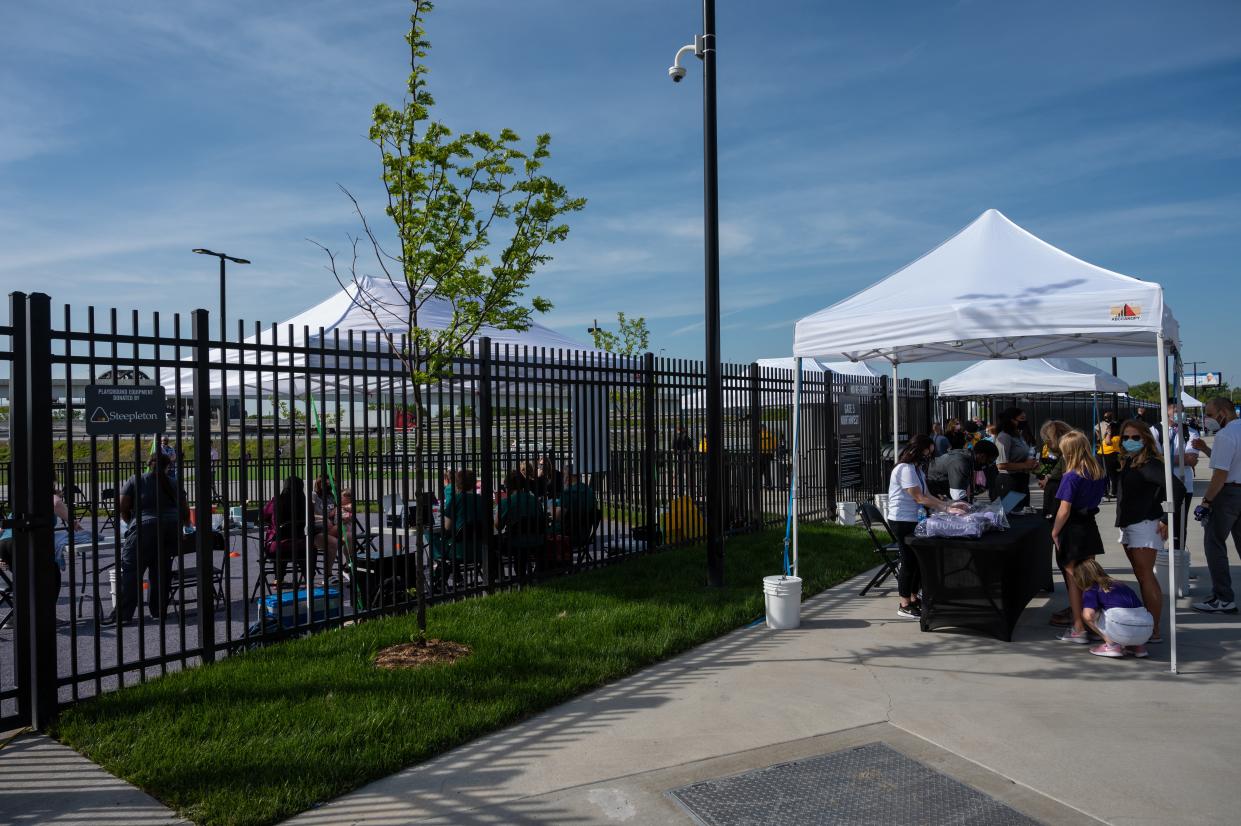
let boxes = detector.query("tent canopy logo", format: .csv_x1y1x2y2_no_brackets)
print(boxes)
90,407,110,423
1110,303,1142,321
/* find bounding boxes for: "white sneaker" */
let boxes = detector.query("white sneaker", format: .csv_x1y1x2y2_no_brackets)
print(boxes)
1191,596,1238,614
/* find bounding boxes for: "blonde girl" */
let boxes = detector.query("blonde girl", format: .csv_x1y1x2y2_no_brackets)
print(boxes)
1051,431,1109,645
1072,558,1153,658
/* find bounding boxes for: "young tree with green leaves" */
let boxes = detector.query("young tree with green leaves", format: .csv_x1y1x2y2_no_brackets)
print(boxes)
589,311,650,356
316,0,584,641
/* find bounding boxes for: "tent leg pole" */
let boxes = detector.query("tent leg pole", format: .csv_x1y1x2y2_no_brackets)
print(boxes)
892,362,900,467
792,358,802,578
1156,333,1177,675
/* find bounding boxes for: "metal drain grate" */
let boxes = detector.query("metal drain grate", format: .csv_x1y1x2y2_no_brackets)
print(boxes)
668,741,1042,826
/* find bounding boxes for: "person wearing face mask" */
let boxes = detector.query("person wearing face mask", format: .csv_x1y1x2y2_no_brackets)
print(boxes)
927,432,998,503
888,434,962,620
1151,402,1199,554
1191,398,1241,614
993,407,1039,510
1114,421,1184,641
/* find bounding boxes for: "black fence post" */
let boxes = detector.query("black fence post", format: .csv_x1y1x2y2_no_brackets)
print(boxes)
642,352,656,549
824,372,837,516
748,362,762,529
9,291,31,726
13,292,58,729
191,310,216,663
478,338,496,590
924,379,934,434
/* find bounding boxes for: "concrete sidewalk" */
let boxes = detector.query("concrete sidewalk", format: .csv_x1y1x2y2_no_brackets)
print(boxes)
0,729,186,826
285,498,1240,826
4,503,1236,824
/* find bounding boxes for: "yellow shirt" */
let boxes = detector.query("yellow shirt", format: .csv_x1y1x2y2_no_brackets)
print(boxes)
1100,436,1120,455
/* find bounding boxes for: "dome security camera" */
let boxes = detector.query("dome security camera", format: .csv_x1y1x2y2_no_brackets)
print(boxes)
668,65,687,83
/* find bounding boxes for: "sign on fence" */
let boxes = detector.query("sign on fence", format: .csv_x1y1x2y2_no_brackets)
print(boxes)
85,385,167,435
838,394,863,489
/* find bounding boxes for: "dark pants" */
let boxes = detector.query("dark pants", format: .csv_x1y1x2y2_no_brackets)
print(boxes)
1103,454,1120,497
760,453,774,487
890,520,920,600
1204,486,1241,603
997,472,1031,510
117,518,179,622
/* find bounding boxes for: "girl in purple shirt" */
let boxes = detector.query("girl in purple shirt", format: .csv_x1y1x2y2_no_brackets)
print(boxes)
1072,558,1153,658
1050,431,1109,645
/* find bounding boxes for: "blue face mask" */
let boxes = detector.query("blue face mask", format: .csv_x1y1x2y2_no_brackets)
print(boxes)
1121,438,1144,454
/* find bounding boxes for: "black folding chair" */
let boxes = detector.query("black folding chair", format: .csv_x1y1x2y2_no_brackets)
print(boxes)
0,565,14,631
858,503,902,596
566,508,602,569
168,530,229,610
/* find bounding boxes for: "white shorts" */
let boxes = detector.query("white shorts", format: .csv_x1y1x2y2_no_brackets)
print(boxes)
1119,519,1165,550
1097,606,1154,647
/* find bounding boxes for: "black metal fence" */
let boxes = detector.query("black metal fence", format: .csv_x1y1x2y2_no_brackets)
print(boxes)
1,292,938,730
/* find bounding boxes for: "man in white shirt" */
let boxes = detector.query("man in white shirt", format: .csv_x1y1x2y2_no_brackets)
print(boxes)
1191,398,1241,614
1151,402,1199,552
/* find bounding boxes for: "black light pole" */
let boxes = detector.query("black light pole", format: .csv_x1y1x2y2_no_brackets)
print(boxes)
193,249,250,433
192,248,251,346
1111,356,1119,419
670,0,724,587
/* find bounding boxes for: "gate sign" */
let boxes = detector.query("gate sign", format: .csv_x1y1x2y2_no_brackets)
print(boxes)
85,385,167,435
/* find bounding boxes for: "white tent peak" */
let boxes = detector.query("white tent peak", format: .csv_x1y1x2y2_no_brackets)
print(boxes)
938,357,1129,396
793,208,1178,363
269,275,592,353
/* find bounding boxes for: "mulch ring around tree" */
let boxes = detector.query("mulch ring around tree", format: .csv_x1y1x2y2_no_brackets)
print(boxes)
374,639,472,670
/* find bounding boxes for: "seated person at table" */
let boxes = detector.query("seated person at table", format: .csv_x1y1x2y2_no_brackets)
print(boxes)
555,468,597,543
267,476,313,582
535,454,565,499
1073,558,1153,659
927,435,997,502
441,469,490,564
311,475,342,578
497,469,546,567
519,460,539,493
0,488,75,607
106,453,188,626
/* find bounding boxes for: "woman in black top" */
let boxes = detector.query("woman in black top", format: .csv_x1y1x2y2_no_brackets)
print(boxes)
272,476,313,581
1115,421,1183,642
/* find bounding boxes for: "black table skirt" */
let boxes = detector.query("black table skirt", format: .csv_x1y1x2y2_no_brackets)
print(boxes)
908,514,1052,641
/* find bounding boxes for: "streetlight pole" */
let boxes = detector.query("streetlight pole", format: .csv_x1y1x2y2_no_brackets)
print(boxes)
669,0,723,587
192,249,250,428
192,249,250,344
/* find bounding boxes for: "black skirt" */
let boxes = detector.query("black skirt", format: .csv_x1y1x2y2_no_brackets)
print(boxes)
1056,509,1105,567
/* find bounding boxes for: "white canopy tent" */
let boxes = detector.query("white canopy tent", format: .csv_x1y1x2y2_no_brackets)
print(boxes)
1118,391,1203,410
938,358,1129,396
162,275,600,397
789,209,1186,672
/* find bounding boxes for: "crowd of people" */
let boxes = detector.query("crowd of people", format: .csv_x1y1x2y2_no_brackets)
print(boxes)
886,398,1241,659
259,454,600,589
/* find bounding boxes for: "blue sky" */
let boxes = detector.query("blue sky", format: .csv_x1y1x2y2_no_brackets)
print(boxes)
2,0,1239,384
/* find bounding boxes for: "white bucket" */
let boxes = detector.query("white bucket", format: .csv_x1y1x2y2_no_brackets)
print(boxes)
1154,548,1191,599
763,575,802,629
873,494,889,519
837,502,858,527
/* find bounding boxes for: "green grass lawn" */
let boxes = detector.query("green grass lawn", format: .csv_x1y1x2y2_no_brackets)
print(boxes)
54,522,875,826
